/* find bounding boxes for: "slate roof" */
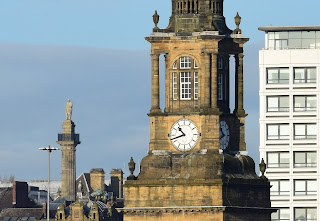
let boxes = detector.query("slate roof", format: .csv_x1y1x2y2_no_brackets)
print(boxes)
0,188,13,211
0,208,43,219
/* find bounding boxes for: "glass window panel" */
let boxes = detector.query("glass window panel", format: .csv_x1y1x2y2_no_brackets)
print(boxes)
279,32,289,39
267,69,278,82
268,153,278,164
308,152,317,164
173,61,177,69
307,68,316,82
317,39,320,48
316,31,320,38
280,96,289,108
295,208,306,219
270,181,279,193
282,40,288,49
302,39,316,49
280,124,290,136
295,125,305,136
280,208,290,219
295,180,306,191
268,125,279,135
280,181,290,192
307,208,317,219
294,68,305,82
268,97,278,111
280,152,290,164
307,124,317,135
307,96,317,110
302,31,316,39
295,96,305,109
275,40,281,49
307,180,317,192
268,32,275,39
279,69,289,82
295,152,305,164
271,210,279,219
268,40,275,49
274,32,280,39
288,39,301,49
289,31,302,38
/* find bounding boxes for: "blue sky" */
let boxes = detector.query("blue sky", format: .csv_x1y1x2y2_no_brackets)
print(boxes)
0,0,320,181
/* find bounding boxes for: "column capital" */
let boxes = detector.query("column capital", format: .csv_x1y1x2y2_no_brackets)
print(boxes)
151,53,160,58
235,53,244,59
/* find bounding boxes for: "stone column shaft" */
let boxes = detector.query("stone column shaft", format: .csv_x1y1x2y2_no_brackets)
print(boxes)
238,53,244,112
61,146,76,201
234,53,245,116
234,54,239,113
203,53,211,109
151,54,161,113
210,53,220,113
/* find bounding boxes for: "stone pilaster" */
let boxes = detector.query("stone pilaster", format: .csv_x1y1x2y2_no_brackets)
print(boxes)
150,53,161,113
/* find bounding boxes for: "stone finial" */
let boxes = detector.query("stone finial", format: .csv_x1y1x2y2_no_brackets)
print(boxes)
127,157,137,180
233,12,242,34
153,10,160,31
259,158,267,179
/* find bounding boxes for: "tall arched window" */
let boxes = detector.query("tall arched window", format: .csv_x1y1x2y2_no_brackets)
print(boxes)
172,56,199,100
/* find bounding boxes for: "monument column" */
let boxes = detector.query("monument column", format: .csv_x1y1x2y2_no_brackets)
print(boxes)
57,99,81,201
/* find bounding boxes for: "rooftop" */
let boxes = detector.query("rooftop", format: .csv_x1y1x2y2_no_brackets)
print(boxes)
259,25,320,32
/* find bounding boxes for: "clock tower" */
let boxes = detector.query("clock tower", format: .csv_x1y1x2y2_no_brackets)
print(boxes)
121,1,274,220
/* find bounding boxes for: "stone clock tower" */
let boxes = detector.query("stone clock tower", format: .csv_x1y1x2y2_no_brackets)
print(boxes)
121,1,274,220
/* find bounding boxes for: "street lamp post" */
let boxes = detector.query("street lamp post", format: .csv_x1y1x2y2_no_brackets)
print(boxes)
39,145,59,221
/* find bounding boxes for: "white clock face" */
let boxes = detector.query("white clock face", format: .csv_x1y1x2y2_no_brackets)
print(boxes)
170,118,199,152
219,121,230,150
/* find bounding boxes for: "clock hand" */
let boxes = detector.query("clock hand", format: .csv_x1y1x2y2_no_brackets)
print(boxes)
220,127,225,136
178,127,186,136
170,134,186,140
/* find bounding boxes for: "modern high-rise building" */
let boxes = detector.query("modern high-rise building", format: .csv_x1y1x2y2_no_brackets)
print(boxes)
259,26,320,221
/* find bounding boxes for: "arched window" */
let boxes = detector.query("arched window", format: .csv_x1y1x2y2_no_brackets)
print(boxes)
172,56,199,100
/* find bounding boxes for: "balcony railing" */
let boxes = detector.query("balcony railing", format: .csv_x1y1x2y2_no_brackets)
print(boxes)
58,133,80,142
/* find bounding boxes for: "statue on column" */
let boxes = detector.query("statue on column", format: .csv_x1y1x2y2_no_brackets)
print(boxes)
65,99,73,120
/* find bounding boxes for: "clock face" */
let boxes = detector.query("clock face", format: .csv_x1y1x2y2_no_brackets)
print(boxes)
219,121,230,149
170,118,199,152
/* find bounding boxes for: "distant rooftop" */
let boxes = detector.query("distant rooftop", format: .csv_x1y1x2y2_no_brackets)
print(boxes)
259,25,320,32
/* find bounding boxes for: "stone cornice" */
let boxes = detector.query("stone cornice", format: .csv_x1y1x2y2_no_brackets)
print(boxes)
117,206,226,214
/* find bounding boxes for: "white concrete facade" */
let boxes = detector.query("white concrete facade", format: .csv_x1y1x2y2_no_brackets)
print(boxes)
259,26,320,221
